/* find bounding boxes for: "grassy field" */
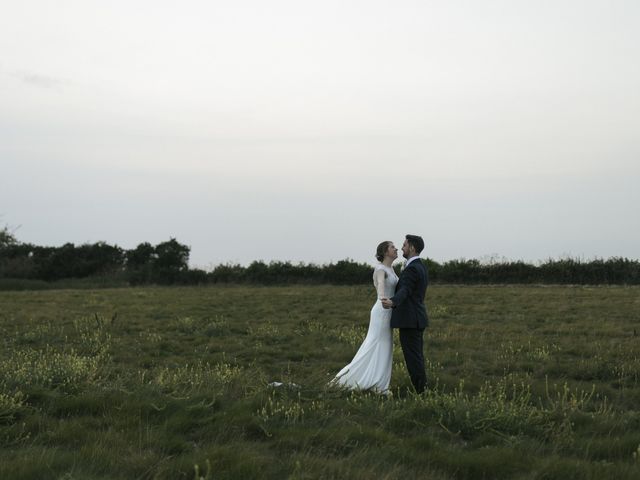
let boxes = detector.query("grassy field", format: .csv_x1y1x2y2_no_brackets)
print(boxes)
1,284,639,479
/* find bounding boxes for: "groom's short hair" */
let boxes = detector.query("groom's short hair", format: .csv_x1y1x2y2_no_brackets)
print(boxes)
405,234,424,254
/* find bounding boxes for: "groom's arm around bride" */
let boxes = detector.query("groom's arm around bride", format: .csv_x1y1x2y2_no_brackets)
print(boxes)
380,263,423,316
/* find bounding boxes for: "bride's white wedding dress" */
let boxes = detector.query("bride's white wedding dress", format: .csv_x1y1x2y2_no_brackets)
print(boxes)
332,263,397,394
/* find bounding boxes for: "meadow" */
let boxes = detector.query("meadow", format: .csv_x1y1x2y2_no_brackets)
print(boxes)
1,284,639,479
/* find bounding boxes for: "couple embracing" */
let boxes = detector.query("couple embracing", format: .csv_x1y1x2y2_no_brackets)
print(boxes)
332,234,428,395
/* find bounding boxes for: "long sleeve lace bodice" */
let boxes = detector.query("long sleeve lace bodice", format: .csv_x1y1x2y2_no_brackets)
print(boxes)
373,264,399,299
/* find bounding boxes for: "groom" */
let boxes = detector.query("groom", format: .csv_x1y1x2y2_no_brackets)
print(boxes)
382,234,428,394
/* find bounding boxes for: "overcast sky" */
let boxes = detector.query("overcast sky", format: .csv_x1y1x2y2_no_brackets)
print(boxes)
1,0,638,268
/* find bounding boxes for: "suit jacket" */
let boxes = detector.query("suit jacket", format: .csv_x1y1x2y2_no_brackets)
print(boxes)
390,258,428,329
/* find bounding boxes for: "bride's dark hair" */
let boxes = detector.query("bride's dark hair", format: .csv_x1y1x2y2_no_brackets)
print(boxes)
375,241,392,262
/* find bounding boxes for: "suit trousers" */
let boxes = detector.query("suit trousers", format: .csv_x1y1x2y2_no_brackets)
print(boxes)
399,328,427,393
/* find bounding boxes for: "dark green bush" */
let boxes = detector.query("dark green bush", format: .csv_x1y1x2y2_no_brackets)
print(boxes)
2,229,639,287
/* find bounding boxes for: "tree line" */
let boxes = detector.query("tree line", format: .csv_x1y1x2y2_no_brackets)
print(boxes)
1,227,639,288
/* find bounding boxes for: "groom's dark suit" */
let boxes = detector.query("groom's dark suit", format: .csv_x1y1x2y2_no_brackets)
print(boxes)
390,258,428,393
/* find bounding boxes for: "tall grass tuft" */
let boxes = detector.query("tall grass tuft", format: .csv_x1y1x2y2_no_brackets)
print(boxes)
0,391,25,423
0,347,103,393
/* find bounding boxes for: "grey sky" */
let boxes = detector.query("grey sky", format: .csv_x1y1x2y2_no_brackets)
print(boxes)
1,1,638,268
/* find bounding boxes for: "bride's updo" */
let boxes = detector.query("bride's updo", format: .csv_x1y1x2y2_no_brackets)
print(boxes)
376,241,392,262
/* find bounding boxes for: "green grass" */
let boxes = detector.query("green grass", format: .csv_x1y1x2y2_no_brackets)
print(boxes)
1,284,639,479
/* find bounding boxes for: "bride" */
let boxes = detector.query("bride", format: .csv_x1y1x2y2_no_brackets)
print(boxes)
331,241,398,394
